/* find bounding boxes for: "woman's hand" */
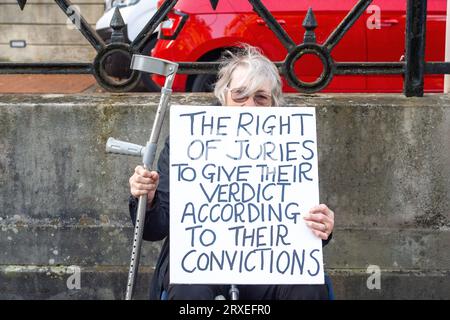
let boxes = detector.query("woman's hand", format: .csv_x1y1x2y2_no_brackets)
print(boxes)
129,165,160,204
303,204,334,240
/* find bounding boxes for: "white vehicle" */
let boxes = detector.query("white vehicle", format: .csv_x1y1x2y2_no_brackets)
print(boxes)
96,0,160,90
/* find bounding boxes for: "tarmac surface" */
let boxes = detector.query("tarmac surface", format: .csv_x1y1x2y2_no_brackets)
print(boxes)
0,74,135,94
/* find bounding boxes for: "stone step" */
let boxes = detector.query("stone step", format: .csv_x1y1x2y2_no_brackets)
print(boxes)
1,265,448,299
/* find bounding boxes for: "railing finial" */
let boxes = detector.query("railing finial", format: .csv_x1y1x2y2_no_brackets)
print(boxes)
110,7,126,43
16,0,27,10
209,0,219,10
303,7,318,44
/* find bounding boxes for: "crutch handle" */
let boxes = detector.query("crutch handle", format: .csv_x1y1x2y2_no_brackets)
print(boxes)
106,137,144,157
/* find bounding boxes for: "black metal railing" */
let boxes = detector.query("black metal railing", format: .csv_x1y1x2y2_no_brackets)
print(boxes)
2,0,449,96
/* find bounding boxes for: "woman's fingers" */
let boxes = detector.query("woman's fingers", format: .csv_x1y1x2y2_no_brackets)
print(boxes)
305,219,330,239
311,229,329,240
148,171,159,180
132,182,156,191
130,166,160,199
135,166,159,183
134,175,152,184
303,212,330,224
135,165,154,178
304,203,335,240
309,204,334,218
305,220,327,232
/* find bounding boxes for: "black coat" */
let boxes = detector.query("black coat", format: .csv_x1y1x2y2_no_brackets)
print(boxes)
129,136,332,300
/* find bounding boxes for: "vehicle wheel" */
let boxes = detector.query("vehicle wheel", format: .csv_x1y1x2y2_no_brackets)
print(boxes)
139,37,161,92
191,74,217,92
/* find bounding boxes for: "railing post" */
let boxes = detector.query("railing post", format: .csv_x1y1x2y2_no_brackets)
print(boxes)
444,0,450,93
404,0,428,97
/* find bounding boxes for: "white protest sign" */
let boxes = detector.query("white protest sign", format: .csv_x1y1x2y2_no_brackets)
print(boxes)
170,105,324,285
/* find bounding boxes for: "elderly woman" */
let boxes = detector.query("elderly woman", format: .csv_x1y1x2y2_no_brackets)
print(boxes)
129,45,335,300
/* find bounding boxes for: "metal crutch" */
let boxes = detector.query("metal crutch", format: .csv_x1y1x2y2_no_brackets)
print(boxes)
229,284,239,300
105,55,178,300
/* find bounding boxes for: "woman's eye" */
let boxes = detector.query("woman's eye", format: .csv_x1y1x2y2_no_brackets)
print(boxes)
256,95,270,101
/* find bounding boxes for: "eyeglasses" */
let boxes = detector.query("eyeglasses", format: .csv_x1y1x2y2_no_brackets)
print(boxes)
227,86,272,106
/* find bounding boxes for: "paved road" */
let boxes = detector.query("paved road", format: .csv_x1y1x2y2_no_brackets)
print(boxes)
0,74,154,94
0,75,103,94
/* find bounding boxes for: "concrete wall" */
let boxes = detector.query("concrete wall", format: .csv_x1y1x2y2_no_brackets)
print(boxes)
0,0,104,62
0,93,449,299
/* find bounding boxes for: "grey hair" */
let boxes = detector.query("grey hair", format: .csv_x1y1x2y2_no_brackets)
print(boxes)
214,45,284,106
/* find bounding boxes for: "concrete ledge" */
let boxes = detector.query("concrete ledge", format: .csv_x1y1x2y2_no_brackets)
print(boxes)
1,93,449,299
0,265,152,300
0,266,447,300
327,269,450,300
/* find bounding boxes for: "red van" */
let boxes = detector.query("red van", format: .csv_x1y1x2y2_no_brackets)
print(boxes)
151,0,446,93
